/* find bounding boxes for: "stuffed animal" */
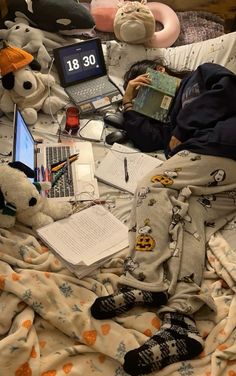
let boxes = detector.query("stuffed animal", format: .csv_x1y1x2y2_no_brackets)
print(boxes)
91,0,180,48
114,0,155,45
0,19,69,70
0,42,68,125
0,162,72,230
1,0,95,35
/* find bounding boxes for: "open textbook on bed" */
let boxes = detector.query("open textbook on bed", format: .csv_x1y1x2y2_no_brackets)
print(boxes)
133,67,181,122
95,143,163,194
37,205,128,278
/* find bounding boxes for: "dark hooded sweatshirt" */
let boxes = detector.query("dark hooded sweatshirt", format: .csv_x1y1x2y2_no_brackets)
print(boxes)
122,63,236,160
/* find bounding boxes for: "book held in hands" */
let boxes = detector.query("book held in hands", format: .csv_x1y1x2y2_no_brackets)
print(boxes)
133,67,181,122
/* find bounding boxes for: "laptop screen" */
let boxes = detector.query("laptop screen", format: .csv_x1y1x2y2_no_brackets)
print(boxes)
53,38,107,87
13,108,35,172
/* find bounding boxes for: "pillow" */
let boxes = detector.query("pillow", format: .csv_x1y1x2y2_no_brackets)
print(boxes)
0,0,95,34
106,32,236,94
90,0,118,32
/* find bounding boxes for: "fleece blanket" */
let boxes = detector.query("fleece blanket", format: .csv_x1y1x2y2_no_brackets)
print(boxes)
0,209,236,376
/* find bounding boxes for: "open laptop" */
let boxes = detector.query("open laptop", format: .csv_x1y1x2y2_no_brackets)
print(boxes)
12,107,99,202
53,38,122,114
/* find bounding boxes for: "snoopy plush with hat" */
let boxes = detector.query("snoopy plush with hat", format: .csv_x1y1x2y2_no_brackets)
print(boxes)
0,42,68,124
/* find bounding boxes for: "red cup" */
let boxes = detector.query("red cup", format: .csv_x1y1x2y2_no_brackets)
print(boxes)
65,107,80,135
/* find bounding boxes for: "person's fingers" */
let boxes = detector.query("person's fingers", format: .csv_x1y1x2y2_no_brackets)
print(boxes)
129,79,150,89
132,76,151,84
124,74,151,101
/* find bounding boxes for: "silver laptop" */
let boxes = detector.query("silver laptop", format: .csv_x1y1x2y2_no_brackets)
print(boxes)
53,38,122,114
12,107,99,202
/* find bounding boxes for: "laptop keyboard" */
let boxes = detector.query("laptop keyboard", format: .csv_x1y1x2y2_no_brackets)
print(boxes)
68,77,117,102
46,145,75,198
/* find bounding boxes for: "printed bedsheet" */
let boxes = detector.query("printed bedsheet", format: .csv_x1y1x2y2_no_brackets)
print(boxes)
0,202,236,376
0,132,236,376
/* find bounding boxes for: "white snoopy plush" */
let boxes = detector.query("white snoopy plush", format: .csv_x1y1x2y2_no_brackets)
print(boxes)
0,43,68,125
0,162,72,230
0,62,68,125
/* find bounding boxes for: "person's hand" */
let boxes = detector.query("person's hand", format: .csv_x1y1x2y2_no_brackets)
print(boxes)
123,73,151,104
169,135,181,150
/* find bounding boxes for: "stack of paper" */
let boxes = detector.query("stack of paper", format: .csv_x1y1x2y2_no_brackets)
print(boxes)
36,205,129,278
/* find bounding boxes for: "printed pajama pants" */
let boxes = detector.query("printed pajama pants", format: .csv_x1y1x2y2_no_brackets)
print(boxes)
119,151,236,315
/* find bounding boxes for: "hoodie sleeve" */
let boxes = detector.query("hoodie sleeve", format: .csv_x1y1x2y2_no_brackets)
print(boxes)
122,110,167,152
170,64,236,143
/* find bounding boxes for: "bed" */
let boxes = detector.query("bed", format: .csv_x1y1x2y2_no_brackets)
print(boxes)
0,1,236,375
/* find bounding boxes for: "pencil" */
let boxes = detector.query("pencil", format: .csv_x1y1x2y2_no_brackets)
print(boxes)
51,153,79,168
51,154,78,172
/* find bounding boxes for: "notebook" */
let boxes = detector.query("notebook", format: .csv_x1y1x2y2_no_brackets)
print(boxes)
95,143,163,194
133,68,181,122
53,38,123,114
12,107,99,202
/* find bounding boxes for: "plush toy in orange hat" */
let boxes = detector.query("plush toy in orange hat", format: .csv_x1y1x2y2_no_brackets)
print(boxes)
0,42,68,125
0,40,34,76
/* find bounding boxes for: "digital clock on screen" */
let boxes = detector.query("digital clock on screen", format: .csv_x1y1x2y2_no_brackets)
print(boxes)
65,49,98,74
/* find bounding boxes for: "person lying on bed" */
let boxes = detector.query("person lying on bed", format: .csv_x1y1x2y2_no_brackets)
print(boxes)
119,59,236,159
90,60,236,376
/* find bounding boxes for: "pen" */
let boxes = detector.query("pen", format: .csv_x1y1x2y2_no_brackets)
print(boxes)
51,153,79,172
124,157,129,182
41,165,45,181
51,167,66,187
44,167,50,182
35,167,41,181
66,156,72,184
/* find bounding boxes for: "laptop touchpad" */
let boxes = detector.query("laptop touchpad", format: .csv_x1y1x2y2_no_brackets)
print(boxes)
75,164,93,181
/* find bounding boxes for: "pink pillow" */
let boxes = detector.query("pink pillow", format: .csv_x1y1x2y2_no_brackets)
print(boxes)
90,0,118,32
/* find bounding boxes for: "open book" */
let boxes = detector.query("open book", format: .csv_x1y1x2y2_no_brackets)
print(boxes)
37,205,129,277
133,67,181,122
95,143,163,194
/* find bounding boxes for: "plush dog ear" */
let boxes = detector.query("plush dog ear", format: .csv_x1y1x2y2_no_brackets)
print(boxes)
1,72,15,90
29,59,41,71
8,161,35,178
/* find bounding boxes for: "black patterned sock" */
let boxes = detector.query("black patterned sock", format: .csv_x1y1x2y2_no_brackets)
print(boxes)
123,312,204,376
90,288,168,319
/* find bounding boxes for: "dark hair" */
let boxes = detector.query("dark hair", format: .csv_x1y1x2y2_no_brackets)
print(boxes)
123,58,191,89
